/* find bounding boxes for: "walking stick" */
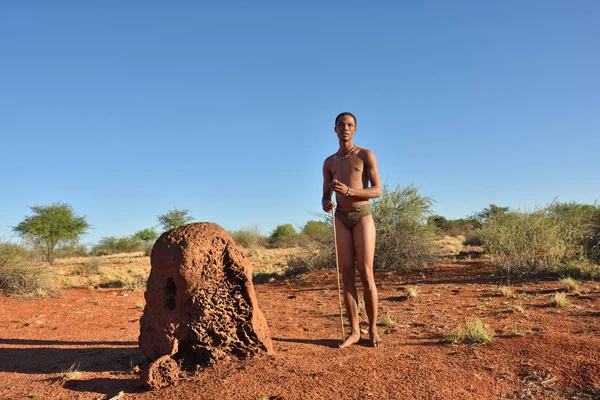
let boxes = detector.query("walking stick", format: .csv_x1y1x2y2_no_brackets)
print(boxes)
331,197,346,342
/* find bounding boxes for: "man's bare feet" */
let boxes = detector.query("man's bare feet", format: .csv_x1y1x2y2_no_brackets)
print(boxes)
339,333,361,348
369,331,383,347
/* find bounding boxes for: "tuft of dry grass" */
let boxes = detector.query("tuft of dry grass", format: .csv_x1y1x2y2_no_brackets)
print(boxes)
497,285,515,298
60,362,82,381
445,319,494,344
559,277,581,293
378,314,397,328
549,292,571,307
406,286,419,298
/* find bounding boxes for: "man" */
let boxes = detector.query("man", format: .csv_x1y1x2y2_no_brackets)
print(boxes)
322,112,383,348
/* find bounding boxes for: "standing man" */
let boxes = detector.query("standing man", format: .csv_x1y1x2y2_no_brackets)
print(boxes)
322,112,383,348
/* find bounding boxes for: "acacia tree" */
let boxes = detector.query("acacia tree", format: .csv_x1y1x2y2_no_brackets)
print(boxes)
13,202,89,265
157,208,194,232
133,228,159,244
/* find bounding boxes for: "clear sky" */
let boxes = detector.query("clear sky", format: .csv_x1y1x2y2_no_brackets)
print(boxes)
1,1,599,245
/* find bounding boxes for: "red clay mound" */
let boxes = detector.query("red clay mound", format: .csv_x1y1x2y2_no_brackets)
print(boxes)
139,222,273,375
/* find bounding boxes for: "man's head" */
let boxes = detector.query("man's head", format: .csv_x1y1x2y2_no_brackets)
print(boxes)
335,112,357,127
334,112,357,142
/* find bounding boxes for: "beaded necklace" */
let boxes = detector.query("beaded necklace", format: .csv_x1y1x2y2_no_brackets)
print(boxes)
335,144,356,161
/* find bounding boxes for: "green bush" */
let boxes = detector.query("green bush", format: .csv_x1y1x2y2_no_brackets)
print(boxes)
547,202,599,263
481,209,573,276
301,220,331,241
269,224,298,247
91,235,144,256
0,242,29,267
230,226,265,248
372,184,436,270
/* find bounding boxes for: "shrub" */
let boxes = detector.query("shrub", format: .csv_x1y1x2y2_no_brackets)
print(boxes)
480,209,571,276
230,226,265,248
0,241,52,297
463,231,483,246
0,242,29,267
372,184,436,270
269,224,298,248
547,202,600,264
54,243,88,259
75,258,103,275
0,264,53,297
301,220,331,241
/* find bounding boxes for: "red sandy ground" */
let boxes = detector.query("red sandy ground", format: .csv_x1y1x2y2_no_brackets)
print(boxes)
1,259,599,400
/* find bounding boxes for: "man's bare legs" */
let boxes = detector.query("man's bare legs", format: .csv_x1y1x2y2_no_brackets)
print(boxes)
335,214,380,348
334,217,361,348
353,215,381,347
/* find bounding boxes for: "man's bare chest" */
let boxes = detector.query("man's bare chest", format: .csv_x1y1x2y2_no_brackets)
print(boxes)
331,157,365,180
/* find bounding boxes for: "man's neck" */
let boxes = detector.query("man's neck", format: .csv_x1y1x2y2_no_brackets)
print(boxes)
338,141,355,152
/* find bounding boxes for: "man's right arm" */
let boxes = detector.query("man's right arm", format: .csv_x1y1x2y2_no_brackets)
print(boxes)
322,158,334,212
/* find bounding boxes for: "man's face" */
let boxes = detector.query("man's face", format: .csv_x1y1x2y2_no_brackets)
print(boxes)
334,115,357,142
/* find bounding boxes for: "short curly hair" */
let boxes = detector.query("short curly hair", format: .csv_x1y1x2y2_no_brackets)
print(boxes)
335,112,357,127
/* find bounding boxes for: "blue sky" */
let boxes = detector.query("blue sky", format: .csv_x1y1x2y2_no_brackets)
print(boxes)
1,1,599,245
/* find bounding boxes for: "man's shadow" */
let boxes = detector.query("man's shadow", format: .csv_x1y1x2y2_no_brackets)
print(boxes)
272,337,371,348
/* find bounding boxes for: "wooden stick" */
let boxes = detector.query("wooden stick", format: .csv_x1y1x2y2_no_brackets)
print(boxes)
331,205,345,342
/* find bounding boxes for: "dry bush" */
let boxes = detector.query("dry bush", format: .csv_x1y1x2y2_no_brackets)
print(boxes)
481,209,571,276
230,226,265,248
372,184,436,271
0,241,53,297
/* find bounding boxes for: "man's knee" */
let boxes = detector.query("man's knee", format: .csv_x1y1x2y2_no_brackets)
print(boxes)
341,265,355,280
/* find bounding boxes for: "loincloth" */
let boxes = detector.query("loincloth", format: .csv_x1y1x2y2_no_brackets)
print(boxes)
335,204,372,230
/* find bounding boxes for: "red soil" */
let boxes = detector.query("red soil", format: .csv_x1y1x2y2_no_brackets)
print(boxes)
1,260,599,400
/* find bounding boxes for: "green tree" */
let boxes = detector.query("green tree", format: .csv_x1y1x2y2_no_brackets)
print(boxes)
157,208,194,232
134,228,159,244
13,202,89,265
474,204,509,223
